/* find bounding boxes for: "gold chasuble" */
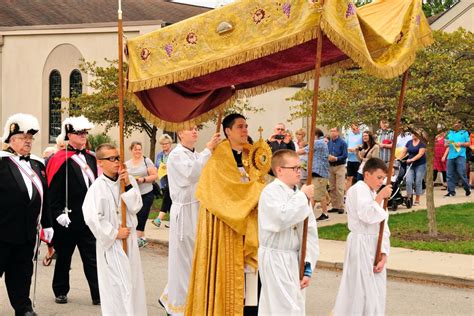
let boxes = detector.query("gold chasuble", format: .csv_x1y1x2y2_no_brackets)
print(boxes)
185,140,264,316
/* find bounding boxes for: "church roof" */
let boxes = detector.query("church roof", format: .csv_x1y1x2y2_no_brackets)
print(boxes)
0,0,209,27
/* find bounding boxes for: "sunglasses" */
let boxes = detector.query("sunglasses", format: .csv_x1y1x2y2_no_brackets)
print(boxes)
98,155,120,162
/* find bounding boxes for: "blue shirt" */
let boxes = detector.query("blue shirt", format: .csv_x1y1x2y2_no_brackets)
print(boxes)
405,140,426,166
446,129,469,159
305,137,329,178
345,130,363,162
328,137,348,164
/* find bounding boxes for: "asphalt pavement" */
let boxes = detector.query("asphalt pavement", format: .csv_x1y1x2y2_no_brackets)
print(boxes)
1,243,472,316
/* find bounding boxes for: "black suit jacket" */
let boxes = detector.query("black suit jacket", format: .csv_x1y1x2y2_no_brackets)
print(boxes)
48,153,97,231
0,157,52,244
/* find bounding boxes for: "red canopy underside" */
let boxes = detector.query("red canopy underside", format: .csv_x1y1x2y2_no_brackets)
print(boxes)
135,36,348,124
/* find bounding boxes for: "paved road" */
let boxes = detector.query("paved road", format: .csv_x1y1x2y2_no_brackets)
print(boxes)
1,243,472,315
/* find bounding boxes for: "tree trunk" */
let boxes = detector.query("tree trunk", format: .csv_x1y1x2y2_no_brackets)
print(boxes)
149,125,158,160
425,134,438,237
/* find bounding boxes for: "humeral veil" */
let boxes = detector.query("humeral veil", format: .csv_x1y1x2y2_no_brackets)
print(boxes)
185,140,265,315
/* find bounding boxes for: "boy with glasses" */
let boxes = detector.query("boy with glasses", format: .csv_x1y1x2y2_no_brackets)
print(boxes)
83,143,147,315
258,149,319,315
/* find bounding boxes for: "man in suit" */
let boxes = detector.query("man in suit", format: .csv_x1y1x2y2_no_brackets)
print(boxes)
0,113,53,316
46,116,100,305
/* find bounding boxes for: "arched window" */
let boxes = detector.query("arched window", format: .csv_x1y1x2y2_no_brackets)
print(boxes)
69,69,83,111
49,70,62,143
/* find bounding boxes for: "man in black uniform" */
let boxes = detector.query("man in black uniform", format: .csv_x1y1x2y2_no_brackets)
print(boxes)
46,116,100,305
0,113,53,316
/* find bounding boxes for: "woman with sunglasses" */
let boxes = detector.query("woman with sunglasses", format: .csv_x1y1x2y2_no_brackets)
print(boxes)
125,141,158,248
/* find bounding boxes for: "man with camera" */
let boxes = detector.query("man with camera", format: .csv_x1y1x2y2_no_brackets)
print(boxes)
267,123,295,153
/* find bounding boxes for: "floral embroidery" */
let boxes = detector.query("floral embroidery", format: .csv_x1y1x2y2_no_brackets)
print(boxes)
253,9,265,24
140,48,151,61
164,44,173,57
186,32,197,44
345,3,356,18
282,3,291,18
415,15,421,26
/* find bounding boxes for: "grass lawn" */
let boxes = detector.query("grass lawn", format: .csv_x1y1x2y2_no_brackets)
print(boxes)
318,203,474,255
148,197,170,221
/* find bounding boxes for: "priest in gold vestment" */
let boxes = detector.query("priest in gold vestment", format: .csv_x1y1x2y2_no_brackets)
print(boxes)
185,114,265,316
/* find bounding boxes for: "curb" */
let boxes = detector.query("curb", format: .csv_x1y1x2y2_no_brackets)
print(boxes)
316,261,474,289
147,238,474,289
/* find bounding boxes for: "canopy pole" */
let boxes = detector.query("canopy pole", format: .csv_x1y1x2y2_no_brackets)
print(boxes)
216,111,223,133
374,69,409,265
118,0,127,254
300,25,324,280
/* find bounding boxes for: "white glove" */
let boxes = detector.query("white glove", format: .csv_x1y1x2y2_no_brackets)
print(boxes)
43,227,54,243
56,213,71,228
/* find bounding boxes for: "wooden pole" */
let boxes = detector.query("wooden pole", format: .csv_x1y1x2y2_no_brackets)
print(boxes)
216,111,223,133
374,70,410,265
300,26,323,280
118,0,127,254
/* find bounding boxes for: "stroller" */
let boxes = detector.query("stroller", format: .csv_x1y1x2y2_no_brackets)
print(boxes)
387,158,413,211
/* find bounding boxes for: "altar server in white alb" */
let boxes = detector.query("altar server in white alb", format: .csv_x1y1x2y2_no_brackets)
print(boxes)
82,143,147,316
258,149,319,316
333,157,392,316
159,126,220,315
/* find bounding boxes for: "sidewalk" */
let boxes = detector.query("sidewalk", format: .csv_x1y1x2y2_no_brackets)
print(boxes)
145,186,474,288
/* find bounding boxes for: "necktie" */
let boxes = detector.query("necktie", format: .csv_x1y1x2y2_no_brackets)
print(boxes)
19,155,31,162
75,149,87,155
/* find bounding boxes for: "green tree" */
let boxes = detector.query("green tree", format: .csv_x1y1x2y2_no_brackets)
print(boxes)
422,0,460,17
288,29,474,237
67,59,160,158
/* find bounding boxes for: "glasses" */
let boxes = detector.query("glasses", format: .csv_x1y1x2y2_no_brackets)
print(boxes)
276,128,285,131
98,155,120,162
280,165,302,172
71,131,88,136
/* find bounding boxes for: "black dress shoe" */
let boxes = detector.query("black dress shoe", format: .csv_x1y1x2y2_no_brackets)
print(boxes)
337,209,345,214
92,299,101,305
55,295,68,304
328,208,339,213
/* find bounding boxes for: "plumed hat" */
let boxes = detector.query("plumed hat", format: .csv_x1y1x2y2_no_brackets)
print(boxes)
59,116,94,141
1,113,40,143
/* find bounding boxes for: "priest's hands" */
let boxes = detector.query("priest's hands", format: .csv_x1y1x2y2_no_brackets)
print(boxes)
301,184,314,199
300,276,311,289
118,166,131,186
116,227,130,240
373,253,387,273
206,133,221,151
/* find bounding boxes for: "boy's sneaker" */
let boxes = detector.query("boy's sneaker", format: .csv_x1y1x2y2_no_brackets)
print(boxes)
316,213,329,222
443,192,455,197
466,190,471,197
138,237,148,248
152,218,161,228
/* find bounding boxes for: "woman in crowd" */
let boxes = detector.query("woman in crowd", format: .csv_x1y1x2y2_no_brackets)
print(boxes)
356,131,380,181
434,130,447,189
153,134,174,228
294,128,308,151
125,141,158,248
399,132,427,205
